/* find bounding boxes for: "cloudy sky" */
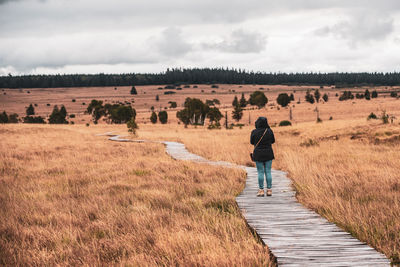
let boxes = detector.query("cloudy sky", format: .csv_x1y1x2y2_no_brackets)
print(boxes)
1,0,400,75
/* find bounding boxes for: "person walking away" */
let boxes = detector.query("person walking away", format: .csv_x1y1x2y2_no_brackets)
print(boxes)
250,117,275,197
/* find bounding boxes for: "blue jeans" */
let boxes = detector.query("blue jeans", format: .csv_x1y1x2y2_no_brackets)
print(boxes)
256,161,272,189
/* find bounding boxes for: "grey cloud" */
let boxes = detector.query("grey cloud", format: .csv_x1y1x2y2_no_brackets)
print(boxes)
151,27,192,58
205,30,267,53
315,10,394,46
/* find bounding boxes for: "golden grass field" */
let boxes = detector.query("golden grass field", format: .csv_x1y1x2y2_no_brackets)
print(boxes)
1,84,400,265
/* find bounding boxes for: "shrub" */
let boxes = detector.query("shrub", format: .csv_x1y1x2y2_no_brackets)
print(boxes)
72,99,76,102
176,87,182,90
367,112,378,120
164,85,175,89
322,93,328,102
279,120,292,127
372,90,378,98
193,85,198,88
82,102,86,105
47,103,51,106
150,111,157,123
211,90,216,93
211,84,219,88
184,85,190,88
158,111,168,124
305,90,315,104
0,111,9,123
156,95,160,101
381,110,389,124
127,117,138,134
317,117,323,123
23,116,46,124
168,101,177,108
365,89,371,100
300,138,319,147
390,91,398,98
69,114,76,118
164,91,176,95
249,91,268,108
339,91,354,101
314,89,321,102
276,93,291,107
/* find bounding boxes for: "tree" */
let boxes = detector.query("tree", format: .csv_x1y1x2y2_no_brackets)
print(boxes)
232,105,243,122
305,90,315,104
289,93,295,101
372,90,378,98
232,96,239,107
156,95,159,101
87,100,106,123
0,111,8,123
106,105,136,123
365,89,371,100
212,98,220,105
207,107,222,124
176,108,191,127
239,93,247,107
150,111,157,123
130,86,137,95
48,105,68,124
322,93,328,102
314,89,321,103
158,111,168,124
127,117,138,134
249,91,268,108
276,93,291,107
178,98,209,125
26,104,35,116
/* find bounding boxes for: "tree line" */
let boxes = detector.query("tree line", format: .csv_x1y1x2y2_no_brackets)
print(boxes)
2,68,400,88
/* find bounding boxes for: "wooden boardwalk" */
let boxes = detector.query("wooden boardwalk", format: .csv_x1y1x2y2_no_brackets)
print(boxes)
103,134,391,266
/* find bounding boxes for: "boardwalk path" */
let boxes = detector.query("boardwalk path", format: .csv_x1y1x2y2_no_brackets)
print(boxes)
100,133,390,266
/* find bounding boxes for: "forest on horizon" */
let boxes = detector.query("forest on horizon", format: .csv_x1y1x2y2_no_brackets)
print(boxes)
2,68,400,89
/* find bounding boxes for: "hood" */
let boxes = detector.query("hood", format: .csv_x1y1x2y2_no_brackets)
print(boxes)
255,116,269,129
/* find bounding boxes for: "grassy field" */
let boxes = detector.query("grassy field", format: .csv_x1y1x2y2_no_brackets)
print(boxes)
137,120,400,263
1,84,399,125
1,84,400,264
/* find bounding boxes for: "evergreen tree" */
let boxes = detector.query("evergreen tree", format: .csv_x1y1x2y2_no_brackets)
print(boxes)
232,96,239,107
26,104,35,116
150,111,157,123
371,90,378,98
156,95,159,101
158,111,168,124
314,89,321,103
130,86,137,95
239,93,247,107
0,111,8,123
232,105,243,122
322,93,328,102
365,89,371,100
48,105,68,124
127,117,138,134
290,93,295,101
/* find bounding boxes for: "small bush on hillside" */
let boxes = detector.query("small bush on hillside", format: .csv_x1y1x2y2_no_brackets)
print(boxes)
211,84,219,88
72,99,76,102
390,91,398,98
69,114,76,118
164,91,176,95
164,85,175,89
150,111,157,123
367,112,378,120
23,116,46,124
279,120,292,127
158,111,168,124
127,117,138,134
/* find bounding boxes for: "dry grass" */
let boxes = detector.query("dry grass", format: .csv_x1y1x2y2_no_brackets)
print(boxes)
0,124,273,266
135,119,400,263
1,84,399,125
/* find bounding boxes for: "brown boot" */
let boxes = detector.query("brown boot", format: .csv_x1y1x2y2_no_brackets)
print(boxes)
257,189,264,197
266,189,272,196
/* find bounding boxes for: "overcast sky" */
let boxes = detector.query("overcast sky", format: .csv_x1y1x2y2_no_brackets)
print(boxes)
1,0,400,75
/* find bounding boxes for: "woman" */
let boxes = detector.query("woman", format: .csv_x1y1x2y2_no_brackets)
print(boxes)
250,117,275,197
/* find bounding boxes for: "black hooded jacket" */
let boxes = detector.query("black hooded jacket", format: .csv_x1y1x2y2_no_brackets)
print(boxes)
250,117,275,162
